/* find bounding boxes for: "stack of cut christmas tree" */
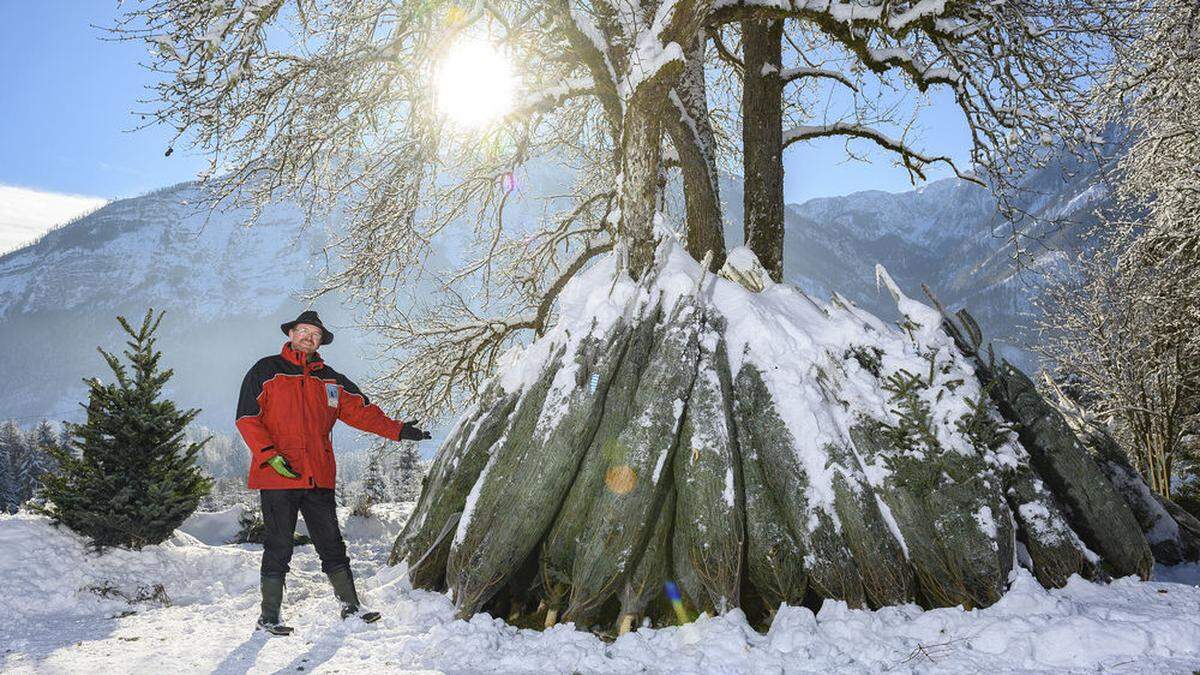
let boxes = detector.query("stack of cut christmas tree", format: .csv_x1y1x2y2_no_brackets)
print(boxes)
388,239,1197,634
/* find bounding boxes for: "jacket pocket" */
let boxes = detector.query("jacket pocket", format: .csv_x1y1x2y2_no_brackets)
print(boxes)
275,444,307,478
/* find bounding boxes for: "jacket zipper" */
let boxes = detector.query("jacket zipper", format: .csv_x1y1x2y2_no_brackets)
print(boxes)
302,360,315,488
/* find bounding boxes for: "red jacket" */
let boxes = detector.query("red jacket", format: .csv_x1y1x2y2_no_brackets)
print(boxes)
236,341,404,490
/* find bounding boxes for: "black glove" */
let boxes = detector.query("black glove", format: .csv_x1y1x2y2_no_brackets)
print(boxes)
399,419,432,441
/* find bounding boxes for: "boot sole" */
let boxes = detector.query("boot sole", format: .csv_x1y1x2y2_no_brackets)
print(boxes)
256,623,294,636
342,611,382,623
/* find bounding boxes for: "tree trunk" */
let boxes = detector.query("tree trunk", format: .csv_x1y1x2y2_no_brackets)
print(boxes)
621,95,668,280
667,35,727,272
741,19,785,283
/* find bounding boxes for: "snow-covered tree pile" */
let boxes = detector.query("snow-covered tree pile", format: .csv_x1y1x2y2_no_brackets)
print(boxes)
387,239,1193,632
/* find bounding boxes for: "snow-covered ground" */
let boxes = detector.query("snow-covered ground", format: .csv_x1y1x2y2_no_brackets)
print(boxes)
3,506,1200,674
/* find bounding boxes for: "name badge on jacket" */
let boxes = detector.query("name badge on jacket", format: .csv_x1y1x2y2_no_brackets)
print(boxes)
325,383,339,408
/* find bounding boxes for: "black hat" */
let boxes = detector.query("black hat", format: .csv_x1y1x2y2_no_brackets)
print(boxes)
280,310,334,345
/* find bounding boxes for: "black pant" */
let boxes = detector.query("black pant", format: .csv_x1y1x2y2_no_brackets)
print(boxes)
260,487,350,577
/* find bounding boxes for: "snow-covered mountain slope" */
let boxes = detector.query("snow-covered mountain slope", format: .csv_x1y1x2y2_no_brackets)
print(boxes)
3,508,1200,672
0,166,569,439
0,181,365,434
0,155,1103,433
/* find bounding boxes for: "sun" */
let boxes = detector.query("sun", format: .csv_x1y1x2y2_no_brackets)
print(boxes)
436,41,515,128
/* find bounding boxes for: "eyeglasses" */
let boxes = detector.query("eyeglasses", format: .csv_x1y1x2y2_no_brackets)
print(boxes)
293,327,323,339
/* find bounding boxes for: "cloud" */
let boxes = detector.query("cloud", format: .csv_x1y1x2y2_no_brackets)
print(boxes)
0,184,108,254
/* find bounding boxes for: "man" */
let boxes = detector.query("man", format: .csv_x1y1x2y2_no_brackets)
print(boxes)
236,310,431,636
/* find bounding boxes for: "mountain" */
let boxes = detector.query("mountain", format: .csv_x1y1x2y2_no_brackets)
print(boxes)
0,165,572,447
0,156,1106,440
0,184,107,254
0,181,361,438
719,153,1107,367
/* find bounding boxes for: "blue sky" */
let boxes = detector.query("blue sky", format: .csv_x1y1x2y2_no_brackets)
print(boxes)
0,3,207,200
1,2,971,207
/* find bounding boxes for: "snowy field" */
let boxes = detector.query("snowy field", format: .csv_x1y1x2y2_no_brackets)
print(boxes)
3,506,1200,674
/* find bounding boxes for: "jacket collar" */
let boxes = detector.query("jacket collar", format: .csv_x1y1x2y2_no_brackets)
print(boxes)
281,341,324,370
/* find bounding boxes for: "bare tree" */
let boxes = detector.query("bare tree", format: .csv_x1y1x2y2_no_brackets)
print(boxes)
115,0,1140,422
1037,0,1200,497
1036,250,1198,496
708,2,1138,282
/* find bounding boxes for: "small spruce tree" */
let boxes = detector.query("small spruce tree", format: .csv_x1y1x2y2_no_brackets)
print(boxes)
34,309,212,550
28,419,61,487
352,451,386,517
0,421,24,513
395,442,425,503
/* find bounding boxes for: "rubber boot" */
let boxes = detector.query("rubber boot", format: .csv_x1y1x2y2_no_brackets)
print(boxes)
256,574,294,636
326,566,382,623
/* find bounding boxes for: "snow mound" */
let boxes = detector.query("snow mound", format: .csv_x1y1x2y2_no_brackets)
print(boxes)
0,512,259,622
179,505,247,545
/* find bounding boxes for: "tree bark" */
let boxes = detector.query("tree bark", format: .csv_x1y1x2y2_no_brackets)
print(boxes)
621,93,669,280
667,36,727,272
741,19,785,283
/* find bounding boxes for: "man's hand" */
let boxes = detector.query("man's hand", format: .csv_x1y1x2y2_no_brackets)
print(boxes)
265,454,301,479
399,419,432,441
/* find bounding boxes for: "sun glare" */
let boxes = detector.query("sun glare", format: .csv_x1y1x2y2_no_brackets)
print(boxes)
436,41,515,128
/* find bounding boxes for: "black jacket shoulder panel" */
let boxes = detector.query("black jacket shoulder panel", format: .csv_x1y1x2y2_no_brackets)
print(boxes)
320,364,371,406
237,355,295,419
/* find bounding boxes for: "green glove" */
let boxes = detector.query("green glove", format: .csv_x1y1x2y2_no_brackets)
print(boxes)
266,454,301,479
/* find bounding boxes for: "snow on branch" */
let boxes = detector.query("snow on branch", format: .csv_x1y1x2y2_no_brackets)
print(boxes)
782,122,978,184
511,77,597,118
857,46,960,89
779,65,858,89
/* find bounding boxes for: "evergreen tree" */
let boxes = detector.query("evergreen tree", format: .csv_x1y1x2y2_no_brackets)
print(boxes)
395,442,424,503
34,309,212,550
365,453,387,504
28,419,60,485
0,421,24,513
352,451,387,517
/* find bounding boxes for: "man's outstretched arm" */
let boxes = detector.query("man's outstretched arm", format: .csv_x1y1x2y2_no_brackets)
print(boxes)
331,372,406,440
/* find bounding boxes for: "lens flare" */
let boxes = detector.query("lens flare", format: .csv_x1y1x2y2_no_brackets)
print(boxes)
436,41,515,128
664,581,689,625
